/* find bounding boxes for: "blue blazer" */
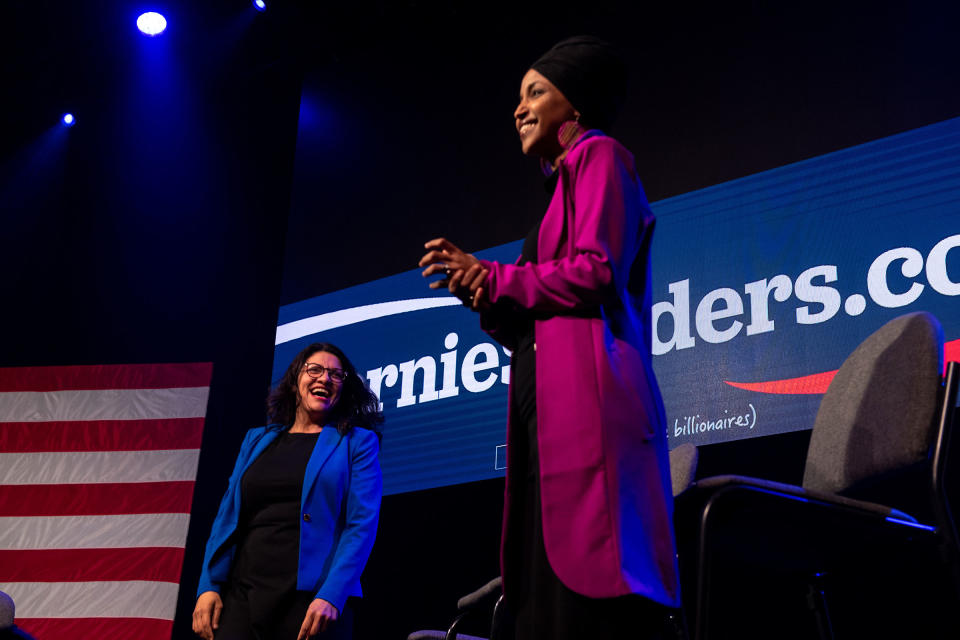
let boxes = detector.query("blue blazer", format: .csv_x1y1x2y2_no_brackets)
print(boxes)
197,424,382,612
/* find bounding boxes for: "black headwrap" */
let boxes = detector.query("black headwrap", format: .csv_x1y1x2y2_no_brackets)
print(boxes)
531,35,627,132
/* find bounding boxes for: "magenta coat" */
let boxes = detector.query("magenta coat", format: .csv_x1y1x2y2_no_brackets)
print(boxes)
478,130,680,607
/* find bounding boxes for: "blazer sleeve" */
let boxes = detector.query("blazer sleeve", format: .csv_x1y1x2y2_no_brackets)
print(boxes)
479,138,644,314
196,428,257,597
314,428,383,612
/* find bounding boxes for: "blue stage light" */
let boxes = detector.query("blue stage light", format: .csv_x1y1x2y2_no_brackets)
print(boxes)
62,113,75,127
253,0,266,11
137,12,167,36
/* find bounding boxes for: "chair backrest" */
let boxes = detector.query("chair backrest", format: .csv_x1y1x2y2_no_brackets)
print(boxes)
803,312,944,493
0,590,13,629
669,442,699,497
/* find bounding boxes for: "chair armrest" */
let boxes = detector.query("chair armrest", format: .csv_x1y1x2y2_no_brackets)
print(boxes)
693,474,917,521
457,576,502,611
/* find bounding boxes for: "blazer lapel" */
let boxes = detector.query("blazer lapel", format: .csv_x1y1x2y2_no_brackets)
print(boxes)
300,427,343,504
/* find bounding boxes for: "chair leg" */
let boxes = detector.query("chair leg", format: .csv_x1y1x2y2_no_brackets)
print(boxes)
804,572,835,640
445,612,468,640
489,594,507,640
692,507,715,640
664,607,690,640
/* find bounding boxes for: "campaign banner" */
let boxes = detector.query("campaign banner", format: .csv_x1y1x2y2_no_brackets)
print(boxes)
275,116,960,495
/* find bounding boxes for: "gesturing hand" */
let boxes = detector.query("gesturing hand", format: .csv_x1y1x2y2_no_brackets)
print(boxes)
419,237,489,310
297,598,339,639
192,591,222,640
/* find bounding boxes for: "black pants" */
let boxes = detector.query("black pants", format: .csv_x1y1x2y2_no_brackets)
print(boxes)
216,588,354,640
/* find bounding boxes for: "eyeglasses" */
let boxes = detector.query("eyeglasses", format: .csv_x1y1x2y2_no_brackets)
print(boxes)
302,364,348,383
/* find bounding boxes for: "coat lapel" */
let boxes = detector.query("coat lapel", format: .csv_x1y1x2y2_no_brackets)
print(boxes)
537,129,600,262
538,175,566,262
300,427,343,505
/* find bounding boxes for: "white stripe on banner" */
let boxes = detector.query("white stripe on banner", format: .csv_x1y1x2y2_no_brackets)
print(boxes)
275,297,462,345
0,449,200,485
0,387,210,422
0,513,191,550
0,580,180,620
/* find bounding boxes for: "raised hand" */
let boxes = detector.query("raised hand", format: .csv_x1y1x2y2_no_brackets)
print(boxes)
419,237,488,309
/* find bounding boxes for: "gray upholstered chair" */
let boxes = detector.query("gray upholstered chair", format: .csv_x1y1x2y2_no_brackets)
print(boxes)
674,312,960,639
670,442,699,497
406,576,503,640
0,591,37,640
0,591,13,631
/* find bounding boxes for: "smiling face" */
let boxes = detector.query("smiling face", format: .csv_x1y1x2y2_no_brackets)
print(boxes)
295,350,344,425
514,68,579,163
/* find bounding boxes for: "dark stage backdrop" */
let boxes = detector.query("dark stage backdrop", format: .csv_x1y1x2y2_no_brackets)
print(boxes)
275,2,960,637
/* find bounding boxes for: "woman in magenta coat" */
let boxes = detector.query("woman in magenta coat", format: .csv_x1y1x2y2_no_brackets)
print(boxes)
419,37,680,639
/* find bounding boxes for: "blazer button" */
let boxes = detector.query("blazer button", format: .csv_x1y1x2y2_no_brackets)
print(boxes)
303,513,311,522
533,343,537,351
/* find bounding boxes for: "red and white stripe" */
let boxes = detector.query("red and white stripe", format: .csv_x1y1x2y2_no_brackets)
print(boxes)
0,363,212,640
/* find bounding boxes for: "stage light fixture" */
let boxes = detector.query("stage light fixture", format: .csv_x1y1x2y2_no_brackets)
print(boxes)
137,12,167,36
253,0,267,11
62,113,75,127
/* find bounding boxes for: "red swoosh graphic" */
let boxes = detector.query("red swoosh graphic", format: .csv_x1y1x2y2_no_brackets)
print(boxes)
724,338,960,395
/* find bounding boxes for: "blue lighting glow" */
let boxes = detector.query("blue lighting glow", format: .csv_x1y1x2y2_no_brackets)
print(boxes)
62,113,75,127
137,12,167,36
253,0,267,11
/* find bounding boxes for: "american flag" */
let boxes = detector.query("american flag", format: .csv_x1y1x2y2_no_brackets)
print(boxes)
0,363,212,639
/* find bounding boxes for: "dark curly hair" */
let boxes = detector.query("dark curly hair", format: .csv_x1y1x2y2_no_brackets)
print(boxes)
266,342,384,439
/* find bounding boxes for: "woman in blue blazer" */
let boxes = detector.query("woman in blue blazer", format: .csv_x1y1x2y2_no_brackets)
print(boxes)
193,343,383,640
